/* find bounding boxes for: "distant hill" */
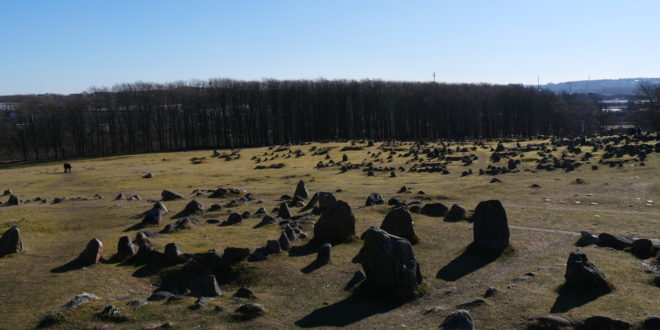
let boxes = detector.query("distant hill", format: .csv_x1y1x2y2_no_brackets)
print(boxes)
541,78,660,96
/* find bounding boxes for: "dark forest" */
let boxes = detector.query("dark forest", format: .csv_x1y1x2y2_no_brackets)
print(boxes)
0,79,632,161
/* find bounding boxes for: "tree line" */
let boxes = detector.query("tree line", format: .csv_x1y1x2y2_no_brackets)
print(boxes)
0,79,610,161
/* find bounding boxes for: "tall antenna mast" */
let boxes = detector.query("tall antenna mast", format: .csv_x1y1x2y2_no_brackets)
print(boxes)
433,71,436,83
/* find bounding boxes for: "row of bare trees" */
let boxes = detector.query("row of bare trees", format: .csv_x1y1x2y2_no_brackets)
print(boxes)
0,79,604,161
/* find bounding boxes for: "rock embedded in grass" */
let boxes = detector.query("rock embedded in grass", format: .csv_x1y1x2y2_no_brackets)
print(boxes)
563,252,612,294
365,193,385,206
294,180,309,199
235,303,266,319
116,236,135,259
380,207,418,244
61,292,99,311
312,200,356,244
77,238,104,266
444,204,467,222
440,309,473,330
421,203,448,217
190,275,222,297
0,226,23,257
161,189,184,201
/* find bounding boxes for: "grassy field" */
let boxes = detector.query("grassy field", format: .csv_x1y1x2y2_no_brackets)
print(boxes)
0,138,658,329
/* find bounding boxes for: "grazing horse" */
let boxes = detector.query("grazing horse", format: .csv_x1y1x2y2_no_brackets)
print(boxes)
63,163,72,173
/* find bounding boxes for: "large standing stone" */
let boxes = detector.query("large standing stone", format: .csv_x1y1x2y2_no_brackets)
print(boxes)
421,203,448,217
0,226,23,256
564,252,612,293
190,275,222,297
472,200,509,251
360,227,422,299
161,190,184,201
116,236,135,258
313,200,356,244
440,310,473,330
294,180,309,199
380,207,418,244
77,238,104,266
278,202,292,219
365,193,385,206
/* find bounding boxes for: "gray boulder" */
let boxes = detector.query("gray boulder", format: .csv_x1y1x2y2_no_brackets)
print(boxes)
164,243,183,264
0,226,23,257
142,208,162,225
278,202,293,219
190,275,222,297
235,303,266,319
576,231,600,246
440,310,473,330
597,233,633,250
380,207,418,244
61,292,100,311
77,238,104,265
365,193,384,207
360,227,422,299
6,194,21,206
564,252,612,293
421,203,448,217
116,236,135,259
161,190,184,201
184,199,204,213
313,200,356,244
630,239,654,257
444,204,467,222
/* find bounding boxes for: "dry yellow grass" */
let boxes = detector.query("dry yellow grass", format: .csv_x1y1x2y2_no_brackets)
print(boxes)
0,139,658,329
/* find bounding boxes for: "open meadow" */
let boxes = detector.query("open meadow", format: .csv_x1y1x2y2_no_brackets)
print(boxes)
0,136,659,329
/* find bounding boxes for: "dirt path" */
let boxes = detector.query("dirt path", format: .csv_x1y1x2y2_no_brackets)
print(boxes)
505,203,660,216
510,225,660,244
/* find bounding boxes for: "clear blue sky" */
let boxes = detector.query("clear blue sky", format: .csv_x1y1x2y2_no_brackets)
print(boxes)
1,0,659,95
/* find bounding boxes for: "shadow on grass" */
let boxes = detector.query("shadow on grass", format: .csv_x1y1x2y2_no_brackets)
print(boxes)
50,257,109,273
50,259,86,273
288,241,320,257
124,222,147,232
300,259,326,273
436,244,504,281
550,285,609,313
294,290,405,328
